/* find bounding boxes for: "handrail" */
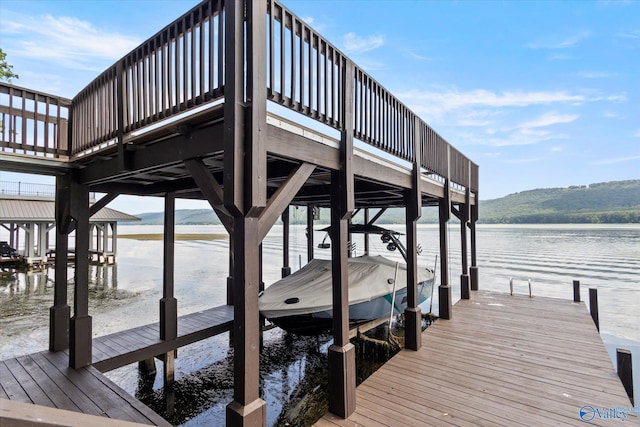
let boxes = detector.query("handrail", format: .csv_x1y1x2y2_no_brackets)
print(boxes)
268,0,479,193
67,0,479,194
0,83,71,159
71,0,225,156
0,181,55,197
267,0,345,130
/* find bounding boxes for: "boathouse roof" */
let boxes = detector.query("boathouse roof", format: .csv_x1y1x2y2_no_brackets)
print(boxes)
0,197,139,223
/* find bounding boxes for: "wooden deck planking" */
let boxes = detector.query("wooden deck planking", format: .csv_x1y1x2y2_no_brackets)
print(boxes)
92,304,233,372
0,351,170,426
317,291,636,426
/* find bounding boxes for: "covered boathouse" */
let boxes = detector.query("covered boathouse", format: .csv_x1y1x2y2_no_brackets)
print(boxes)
0,0,479,425
0,181,139,266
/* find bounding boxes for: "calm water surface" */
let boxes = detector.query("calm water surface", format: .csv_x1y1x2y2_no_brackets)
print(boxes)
1,224,638,425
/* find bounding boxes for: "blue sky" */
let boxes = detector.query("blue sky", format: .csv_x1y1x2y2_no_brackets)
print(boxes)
1,0,639,213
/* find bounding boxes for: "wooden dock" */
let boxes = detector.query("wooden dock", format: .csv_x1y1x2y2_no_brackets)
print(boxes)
0,350,170,426
316,291,637,426
0,305,233,425
93,304,233,372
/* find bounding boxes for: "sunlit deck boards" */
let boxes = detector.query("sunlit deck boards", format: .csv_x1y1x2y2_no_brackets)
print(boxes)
93,304,233,372
0,350,169,426
316,291,636,427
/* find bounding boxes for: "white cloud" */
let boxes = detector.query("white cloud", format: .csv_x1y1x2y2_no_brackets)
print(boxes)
515,112,579,129
548,53,575,61
526,31,590,49
399,87,624,148
617,29,640,39
592,154,640,165
577,71,619,78
603,112,620,118
2,11,140,71
343,32,384,54
400,88,586,111
504,157,542,164
551,146,564,152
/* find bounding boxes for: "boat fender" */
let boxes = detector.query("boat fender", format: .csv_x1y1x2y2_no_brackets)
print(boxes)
284,297,300,304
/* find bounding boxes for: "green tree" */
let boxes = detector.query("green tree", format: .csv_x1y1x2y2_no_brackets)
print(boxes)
0,48,19,82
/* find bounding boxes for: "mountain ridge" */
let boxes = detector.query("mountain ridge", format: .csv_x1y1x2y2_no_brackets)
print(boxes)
133,179,640,225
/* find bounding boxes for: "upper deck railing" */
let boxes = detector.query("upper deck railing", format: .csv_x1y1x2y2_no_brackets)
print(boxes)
1,0,478,193
0,84,70,159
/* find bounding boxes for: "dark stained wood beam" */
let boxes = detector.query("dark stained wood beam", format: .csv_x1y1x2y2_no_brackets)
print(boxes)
89,192,118,217
223,0,246,217
184,158,234,233
281,207,291,278
405,115,423,351
307,205,315,262
225,1,267,424
79,123,224,185
160,192,178,341
328,59,356,420
266,124,339,170
69,179,92,368
438,182,452,320
50,174,71,352
258,163,315,241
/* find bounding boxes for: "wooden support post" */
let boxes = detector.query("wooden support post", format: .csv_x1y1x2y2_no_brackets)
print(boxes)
329,172,356,418
227,240,234,306
307,205,314,262
469,197,479,291
225,0,266,424
69,179,92,368
282,207,291,277
111,222,117,259
573,280,581,302
589,288,599,332
50,174,71,352
363,208,370,255
459,192,470,300
138,358,156,376
460,273,470,300
404,116,422,351
160,193,178,343
163,351,175,387
438,191,452,320
404,195,422,351
226,217,265,426
327,56,356,419
616,348,634,405
38,223,47,259
470,265,479,292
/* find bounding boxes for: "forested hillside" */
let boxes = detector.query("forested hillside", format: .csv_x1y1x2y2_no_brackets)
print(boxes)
479,180,640,223
135,180,640,225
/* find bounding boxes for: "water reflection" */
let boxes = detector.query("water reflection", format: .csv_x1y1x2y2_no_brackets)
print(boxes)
0,263,143,358
133,327,394,427
1,224,638,426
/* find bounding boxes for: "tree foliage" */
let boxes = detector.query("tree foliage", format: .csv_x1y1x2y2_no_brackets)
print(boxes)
479,180,640,224
0,48,19,82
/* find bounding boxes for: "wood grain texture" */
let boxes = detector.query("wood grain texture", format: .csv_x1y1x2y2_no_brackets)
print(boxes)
316,291,637,426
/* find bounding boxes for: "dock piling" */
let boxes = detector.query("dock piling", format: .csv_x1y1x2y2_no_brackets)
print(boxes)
573,280,580,302
617,348,634,405
509,277,513,295
589,288,599,332
460,274,470,300
528,279,532,298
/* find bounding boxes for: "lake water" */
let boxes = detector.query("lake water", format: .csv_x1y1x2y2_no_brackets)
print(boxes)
1,224,638,425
